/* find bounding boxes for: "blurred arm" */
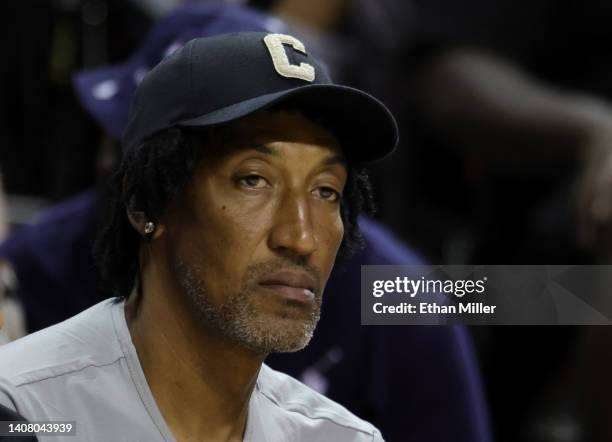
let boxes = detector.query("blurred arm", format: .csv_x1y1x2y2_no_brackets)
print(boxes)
416,49,612,247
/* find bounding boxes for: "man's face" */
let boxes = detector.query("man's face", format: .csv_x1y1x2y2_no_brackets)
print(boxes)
161,110,347,354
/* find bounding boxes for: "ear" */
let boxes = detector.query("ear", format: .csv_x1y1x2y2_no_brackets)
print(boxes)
126,209,165,240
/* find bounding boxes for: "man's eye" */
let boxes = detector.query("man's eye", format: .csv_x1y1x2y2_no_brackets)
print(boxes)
315,187,341,202
238,174,268,189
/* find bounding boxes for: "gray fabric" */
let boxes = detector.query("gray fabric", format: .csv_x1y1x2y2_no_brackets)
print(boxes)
0,298,383,442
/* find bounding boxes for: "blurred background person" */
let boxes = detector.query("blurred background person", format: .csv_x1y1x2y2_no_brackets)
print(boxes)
0,295,5,345
0,262,24,346
0,178,25,346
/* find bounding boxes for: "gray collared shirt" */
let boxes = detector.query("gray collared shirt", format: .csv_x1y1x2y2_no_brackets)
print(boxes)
0,298,383,441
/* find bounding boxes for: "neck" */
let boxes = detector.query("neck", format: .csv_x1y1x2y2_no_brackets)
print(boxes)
125,254,265,441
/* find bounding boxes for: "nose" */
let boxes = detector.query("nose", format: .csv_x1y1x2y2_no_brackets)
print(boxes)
268,192,317,258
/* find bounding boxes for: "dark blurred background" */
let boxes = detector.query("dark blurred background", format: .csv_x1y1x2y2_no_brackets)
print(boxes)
4,1,612,441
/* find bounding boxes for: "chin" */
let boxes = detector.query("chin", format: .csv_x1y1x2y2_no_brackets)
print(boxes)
232,313,319,355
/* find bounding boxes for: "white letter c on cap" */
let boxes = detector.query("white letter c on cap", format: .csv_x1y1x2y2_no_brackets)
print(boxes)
263,34,315,82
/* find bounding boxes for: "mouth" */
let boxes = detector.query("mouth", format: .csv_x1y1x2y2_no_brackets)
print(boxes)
258,270,317,305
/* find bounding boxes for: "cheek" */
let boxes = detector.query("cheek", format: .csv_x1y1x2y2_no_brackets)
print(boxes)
165,200,266,302
315,212,345,277
185,190,271,274
327,214,345,253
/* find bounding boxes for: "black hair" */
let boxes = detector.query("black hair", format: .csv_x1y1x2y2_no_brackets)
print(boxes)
94,125,375,299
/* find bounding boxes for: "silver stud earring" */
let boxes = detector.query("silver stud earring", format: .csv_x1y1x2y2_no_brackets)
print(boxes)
144,221,155,235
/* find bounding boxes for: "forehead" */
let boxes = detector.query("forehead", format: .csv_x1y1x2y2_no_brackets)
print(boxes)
207,109,344,156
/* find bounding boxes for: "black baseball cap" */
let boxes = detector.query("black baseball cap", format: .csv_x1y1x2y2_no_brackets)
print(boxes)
123,31,399,163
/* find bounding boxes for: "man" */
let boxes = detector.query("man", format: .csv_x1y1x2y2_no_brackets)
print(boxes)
0,32,397,441
0,5,490,441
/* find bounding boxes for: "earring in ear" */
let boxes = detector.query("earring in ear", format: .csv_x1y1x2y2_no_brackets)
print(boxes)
144,221,155,235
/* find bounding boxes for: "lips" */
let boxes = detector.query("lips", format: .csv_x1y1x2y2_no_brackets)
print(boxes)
258,270,317,304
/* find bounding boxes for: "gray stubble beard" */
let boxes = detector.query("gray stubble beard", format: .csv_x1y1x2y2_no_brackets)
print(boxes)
177,260,322,355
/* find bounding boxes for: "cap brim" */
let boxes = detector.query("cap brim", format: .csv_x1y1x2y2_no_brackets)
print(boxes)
178,84,398,163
